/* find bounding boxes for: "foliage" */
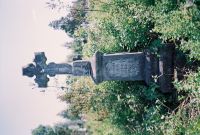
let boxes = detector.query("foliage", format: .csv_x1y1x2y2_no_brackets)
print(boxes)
47,0,200,134
160,69,200,135
83,0,154,56
49,0,88,37
32,125,55,135
85,112,127,135
153,5,200,60
59,77,96,117
175,68,200,96
32,124,72,135
60,76,171,134
53,123,72,135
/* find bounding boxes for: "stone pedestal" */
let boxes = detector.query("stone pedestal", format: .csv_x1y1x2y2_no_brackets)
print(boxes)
158,44,175,93
90,52,145,84
90,45,174,93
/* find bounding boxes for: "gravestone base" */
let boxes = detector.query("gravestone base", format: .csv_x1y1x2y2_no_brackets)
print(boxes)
158,44,175,93
90,44,174,93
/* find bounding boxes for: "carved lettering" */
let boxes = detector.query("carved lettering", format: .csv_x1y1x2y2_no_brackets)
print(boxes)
105,59,140,78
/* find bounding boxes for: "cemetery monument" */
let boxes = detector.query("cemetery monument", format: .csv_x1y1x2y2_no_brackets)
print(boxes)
23,45,174,93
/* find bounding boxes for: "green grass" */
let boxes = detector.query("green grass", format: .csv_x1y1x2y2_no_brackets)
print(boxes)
85,112,128,135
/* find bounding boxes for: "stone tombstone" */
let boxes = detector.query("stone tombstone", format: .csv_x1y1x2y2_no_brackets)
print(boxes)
90,52,145,83
90,44,174,93
23,44,174,93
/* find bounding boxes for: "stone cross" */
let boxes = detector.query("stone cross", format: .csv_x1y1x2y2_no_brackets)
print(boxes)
23,52,89,87
23,45,174,93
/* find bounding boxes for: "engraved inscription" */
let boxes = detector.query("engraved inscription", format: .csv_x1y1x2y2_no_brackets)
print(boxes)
105,59,139,78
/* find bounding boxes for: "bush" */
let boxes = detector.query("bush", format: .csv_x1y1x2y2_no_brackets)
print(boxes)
50,0,200,134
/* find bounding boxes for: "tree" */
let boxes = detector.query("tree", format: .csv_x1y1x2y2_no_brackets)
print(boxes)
47,0,200,134
54,123,72,135
48,0,88,37
32,125,55,135
62,0,200,134
32,124,72,135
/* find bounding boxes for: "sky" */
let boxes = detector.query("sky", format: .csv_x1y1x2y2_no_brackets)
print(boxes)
0,0,73,134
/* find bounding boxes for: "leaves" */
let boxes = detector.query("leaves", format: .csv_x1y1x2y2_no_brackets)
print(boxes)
46,0,200,134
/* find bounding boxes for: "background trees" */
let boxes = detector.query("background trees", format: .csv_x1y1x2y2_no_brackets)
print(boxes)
33,0,200,134
48,0,88,37
32,125,58,135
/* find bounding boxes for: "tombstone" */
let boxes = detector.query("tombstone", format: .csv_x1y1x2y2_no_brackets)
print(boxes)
23,45,174,93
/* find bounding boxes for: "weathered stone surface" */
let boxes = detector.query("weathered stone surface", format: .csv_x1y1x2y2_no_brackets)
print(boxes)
158,44,175,93
102,52,145,81
23,46,175,93
90,51,103,84
90,49,174,93
144,50,159,85
46,62,72,76
73,60,91,76
23,52,73,87
90,52,145,84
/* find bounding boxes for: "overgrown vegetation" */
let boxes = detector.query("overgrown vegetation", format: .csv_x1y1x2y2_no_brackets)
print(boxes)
32,124,72,135
33,0,200,134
